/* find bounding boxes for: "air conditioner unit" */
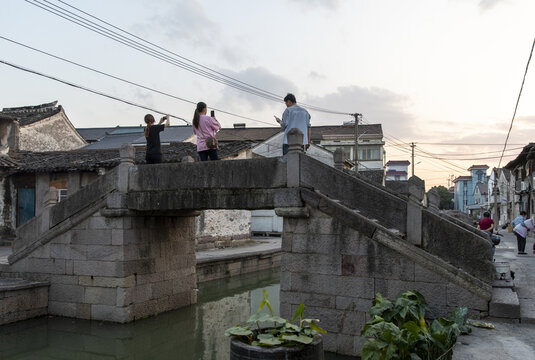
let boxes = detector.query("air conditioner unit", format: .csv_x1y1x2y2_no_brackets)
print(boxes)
514,194,521,203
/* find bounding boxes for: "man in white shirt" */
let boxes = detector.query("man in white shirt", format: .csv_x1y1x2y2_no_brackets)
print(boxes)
275,93,311,155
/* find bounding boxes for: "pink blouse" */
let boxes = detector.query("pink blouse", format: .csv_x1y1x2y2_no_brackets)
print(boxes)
193,115,220,152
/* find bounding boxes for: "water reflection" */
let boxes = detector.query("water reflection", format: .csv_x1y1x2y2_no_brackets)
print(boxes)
0,269,356,359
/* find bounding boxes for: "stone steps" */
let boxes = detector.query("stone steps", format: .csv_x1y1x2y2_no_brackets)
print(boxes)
516,286,535,324
316,190,406,239
489,287,520,320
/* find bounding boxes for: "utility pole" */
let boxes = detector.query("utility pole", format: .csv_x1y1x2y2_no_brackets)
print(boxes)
411,142,416,177
353,113,361,173
493,169,499,227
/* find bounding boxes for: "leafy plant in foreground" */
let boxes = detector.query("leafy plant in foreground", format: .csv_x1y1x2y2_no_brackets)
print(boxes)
225,289,326,347
361,291,472,360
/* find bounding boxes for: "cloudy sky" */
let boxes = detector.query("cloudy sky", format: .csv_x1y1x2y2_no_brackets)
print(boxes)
1,0,535,188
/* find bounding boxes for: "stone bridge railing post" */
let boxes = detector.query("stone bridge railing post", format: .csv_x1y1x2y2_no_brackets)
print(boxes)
407,176,425,246
118,144,135,193
427,187,440,213
286,128,303,187
334,148,345,171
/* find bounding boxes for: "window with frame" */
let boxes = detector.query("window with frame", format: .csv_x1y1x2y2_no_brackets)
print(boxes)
358,146,381,161
57,189,68,202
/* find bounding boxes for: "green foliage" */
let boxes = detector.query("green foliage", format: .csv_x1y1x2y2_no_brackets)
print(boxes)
361,291,472,360
225,289,326,347
434,185,454,210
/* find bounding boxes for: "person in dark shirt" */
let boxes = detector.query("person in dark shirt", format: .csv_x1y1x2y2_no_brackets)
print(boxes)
144,114,170,164
477,211,494,233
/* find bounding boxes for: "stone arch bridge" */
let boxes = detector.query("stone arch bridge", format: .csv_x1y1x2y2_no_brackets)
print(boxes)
0,131,494,356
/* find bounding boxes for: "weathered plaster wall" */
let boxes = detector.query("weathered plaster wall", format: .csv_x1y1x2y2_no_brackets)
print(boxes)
280,206,489,357
195,210,251,250
19,112,86,151
0,177,16,244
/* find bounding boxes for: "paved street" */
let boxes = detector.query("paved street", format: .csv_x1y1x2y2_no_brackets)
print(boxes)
454,230,535,359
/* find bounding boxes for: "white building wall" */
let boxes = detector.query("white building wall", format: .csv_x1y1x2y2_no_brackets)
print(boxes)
19,111,86,151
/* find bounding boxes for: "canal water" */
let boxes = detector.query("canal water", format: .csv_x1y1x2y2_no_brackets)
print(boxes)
0,269,357,359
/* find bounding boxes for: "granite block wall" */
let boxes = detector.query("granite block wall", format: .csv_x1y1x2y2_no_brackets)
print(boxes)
3,210,197,323
280,207,489,357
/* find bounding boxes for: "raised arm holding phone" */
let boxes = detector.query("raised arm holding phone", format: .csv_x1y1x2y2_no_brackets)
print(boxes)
144,113,170,164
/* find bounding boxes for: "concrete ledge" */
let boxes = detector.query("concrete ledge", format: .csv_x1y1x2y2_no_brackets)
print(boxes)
196,251,281,283
489,287,520,319
0,278,49,325
129,158,287,191
127,188,303,211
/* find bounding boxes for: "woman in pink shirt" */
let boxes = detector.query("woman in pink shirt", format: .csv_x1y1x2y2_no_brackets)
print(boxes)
192,102,221,161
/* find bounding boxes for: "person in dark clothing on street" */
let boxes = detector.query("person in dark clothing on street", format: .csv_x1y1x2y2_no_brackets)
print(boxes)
144,113,170,164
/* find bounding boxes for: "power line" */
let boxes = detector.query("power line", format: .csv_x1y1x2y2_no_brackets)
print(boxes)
0,59,191,125
0,35,277,127
25,0,353,116
498,34,535,168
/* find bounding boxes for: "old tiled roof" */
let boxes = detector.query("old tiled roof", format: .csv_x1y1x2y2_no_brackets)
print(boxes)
467,164,489,170
1,101,62,126
386,160,410,166
505,143,535,170
311,124,383,141
216,127,282,142
76,128,112,142
0,155,19,169
78,126,195,149
475,182,488,195
83,133,147,150
453,176,472,182
500,168,512,181
9,141,251,173
216,124,383,143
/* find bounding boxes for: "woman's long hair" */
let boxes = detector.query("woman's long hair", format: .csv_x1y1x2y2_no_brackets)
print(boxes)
193,102,206,129
144,114,155,138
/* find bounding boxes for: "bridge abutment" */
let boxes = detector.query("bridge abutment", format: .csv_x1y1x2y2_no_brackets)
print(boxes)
280,204,490,357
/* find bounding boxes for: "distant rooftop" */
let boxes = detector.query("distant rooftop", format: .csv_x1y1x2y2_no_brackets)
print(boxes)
453,176,472,182
216,123,383,143
468,164,489,171
0,101,62,126
386,160,410,166
9,141,251,173
77,126,194,150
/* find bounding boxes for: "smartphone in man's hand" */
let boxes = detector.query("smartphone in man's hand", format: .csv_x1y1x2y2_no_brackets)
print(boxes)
211,110,215,117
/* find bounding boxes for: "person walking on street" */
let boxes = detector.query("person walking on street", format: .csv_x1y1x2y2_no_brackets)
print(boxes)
193,102,221,161
511,211,527,228
274,93,311,155
513,213,535,255
144,114,170,164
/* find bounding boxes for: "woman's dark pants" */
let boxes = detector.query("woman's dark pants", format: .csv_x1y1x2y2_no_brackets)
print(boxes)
198,149,219,161
514,231,526,253
146,154,162,164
